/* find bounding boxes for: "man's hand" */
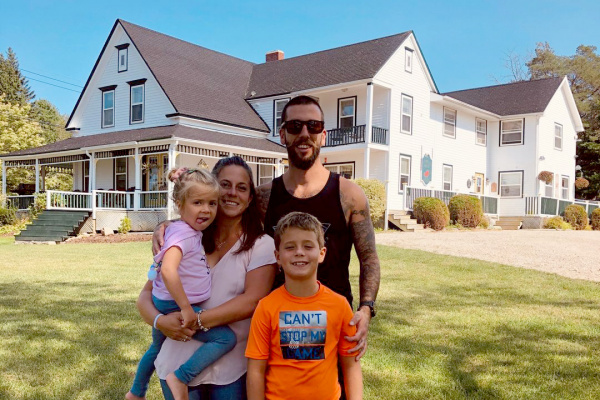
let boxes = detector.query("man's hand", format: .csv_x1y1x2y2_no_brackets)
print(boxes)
345,306,371,361
152,220,172,255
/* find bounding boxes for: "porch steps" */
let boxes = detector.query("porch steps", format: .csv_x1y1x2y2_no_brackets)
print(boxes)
495,216,523,230
388,210,425,232
15,210,91,243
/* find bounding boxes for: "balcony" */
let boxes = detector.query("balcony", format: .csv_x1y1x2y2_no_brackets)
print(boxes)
324,125,388,147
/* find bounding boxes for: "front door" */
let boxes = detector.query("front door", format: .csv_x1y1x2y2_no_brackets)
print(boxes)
474,173,484,194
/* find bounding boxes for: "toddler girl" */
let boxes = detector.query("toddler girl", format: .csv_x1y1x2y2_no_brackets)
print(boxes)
127,168,236,400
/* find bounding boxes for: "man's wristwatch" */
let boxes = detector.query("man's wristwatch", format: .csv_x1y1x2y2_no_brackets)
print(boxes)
359,301,376,318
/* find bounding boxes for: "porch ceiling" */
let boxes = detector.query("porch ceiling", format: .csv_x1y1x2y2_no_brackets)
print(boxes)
0,125,286,159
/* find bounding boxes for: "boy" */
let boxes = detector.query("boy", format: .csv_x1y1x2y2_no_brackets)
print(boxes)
245,212,363,400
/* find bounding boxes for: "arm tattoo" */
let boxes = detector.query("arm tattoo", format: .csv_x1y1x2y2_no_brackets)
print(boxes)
351,206,380,303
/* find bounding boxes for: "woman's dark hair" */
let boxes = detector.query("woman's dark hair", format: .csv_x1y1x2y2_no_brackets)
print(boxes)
202,156,264,255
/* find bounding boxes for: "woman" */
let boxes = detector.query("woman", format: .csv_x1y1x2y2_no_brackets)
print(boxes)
137,156,277,399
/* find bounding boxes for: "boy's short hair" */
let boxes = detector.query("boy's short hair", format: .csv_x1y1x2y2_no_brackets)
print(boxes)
274,212,325,249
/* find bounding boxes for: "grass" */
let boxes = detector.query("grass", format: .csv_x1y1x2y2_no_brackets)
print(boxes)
0,237,599,399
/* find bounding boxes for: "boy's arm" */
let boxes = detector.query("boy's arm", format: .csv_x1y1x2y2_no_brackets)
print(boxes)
246,358,267,400
340,355,363,400
159,247,195,326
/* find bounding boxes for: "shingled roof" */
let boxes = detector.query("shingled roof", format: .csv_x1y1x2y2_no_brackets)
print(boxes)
246,32,412,99
443,77,564,116
2,125,285,157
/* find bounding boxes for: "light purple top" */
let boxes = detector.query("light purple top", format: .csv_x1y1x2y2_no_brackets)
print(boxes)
152,221,211,304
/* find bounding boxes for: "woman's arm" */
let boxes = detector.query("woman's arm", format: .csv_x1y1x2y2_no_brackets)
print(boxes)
197,264,276,329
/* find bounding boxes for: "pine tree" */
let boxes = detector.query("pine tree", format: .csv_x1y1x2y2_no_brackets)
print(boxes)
0,48,35,105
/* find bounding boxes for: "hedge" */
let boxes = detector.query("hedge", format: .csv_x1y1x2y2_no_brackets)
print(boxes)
353,178,386,226
448,194,483,228
413,197,449,230
591,208,600,231
543,216,572,230
563,204,588,230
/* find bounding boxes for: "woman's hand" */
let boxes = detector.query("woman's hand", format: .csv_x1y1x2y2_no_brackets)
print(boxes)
156,312,196,341
152,220,173,255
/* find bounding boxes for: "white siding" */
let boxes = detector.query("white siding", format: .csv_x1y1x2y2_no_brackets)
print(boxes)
73,162,83,191
95,159,114,190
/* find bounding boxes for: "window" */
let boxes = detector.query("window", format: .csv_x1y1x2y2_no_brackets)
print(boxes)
101,89,115,128
83,161,90,192
555,123,563,150
258,164,274,185
561,176,569,199
116,43,129,73
544,175,553,197
501,119,524,145
273,98,289,136
114,158,127,191
499,171,523,197
338,97,356,129
443,107,456,138
399,155,411,192
405,48,413,73
476,118,487,145
324,163,354,179
442,164,453,191
401,94,413,134
130,84,145,124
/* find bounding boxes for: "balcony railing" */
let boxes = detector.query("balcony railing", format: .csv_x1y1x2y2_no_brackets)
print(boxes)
403,186,499,215
324,125,388,147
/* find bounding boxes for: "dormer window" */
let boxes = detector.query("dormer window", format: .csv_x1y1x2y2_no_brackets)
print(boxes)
128,79,147,124
99,85,117,128
116,43,130,73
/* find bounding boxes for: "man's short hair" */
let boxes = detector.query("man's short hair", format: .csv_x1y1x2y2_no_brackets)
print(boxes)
280,95,324,127
274,211,325,249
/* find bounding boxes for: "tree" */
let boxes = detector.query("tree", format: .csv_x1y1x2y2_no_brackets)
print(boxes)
29,99,70,143
0,48,35,105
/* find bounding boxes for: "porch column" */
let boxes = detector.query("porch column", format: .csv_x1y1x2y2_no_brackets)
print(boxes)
167,144,176,220
35,159,40,193
1,162,6,206
89,153,96,191
364,82,374,179
134,147,140,210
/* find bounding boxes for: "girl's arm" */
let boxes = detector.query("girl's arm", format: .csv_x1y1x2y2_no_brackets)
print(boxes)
195,264,276,329
160,247,196,328
246,358,267,400
340,356,363,400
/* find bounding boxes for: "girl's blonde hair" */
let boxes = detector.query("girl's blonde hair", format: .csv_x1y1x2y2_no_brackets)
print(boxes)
167,167,220,206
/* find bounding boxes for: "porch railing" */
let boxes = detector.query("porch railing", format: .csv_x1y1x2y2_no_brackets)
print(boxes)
43,190,169,212
6,195,35,210
140,191,168,209
324,125,389,147
525,196,599,216
403,186,499,215
371,126,388,145
95,190,134,209
46,190,92,211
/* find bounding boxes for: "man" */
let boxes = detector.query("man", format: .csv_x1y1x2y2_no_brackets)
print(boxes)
257,95,380,360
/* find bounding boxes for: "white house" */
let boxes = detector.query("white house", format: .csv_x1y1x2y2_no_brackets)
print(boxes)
0,19,591,236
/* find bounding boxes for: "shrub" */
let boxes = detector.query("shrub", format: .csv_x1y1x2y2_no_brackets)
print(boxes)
118,217,132,234
0,205,18,226
563,204,588,230
591,208,600,231
478,215,490,229
413,197,449,230
353,178,386,226
543,216,572,230
448,194,483,228
575,177,590,190
29,192,46,218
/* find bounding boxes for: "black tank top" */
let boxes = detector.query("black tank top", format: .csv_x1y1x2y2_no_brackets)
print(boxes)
265,173,354,305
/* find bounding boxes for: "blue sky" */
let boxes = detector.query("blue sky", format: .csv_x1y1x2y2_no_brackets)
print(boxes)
1,0,598,115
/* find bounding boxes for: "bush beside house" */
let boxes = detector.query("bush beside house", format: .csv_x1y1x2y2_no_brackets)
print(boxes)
591,208,600,231
413,197,449,230
353,178,386,228
563,204,589,230
543,216,572,230
448,194,483,228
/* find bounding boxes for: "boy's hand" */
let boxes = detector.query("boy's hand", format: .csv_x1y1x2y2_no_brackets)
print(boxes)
152,220,172,255
181,307,197,330
345,307,371,360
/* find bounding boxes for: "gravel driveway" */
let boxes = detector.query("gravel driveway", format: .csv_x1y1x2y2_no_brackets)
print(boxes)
376,230,600,282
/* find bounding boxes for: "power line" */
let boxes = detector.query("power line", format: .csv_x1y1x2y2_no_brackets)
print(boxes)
21,69,84,88
24,76,81,93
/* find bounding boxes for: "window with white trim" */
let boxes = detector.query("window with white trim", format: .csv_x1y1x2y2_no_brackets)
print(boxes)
130,84,144,124
274,98,289,136
405,48,413,73
499,171,523,197
544,175,553,197
338,97,356,129
102,90,115,128
501,119,524,145
324,163,354,179
476,118,487,145
115,158,127,191
442,164,453,190
118,48,128,72
443,107,456,138
399,155,411,192
401,94,413,134
554,123,563,150
561,176,569,199
258,164,274,185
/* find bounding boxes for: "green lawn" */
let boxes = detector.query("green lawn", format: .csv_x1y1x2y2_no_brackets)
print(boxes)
0,237,599,399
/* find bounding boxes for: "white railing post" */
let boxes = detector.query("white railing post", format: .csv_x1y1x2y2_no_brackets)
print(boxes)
46,190,51,209
134,147,140,211
92,190,97,219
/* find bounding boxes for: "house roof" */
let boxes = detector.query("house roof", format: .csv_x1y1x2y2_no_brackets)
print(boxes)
246,32,413,98
1,125,286,158
442,77,564,116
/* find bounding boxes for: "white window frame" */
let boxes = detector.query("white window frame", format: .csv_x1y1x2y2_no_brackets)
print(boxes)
273,98,289,136
398,154,411,193
443,107,456,138
405,48,413,73
499,171,523,198
401,94,413,135
324,162,355,180
102,90,115,128
118,48,128,72
554,123,563,150
130,84,145,124
83,161,90,192
114,157,128,191
442,164,453,191
544,175,553,197
258,164,274,186
476,118,487,146
338,97,356,129
561,176,569,199
500,119,524,146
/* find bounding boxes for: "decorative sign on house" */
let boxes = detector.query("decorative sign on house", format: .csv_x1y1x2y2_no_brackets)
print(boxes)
421,154,432,185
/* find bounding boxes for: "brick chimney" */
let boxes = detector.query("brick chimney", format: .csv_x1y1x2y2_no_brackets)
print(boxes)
266,50,284,62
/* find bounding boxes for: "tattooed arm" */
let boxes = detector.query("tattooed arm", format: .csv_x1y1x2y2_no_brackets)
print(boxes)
340,178,381,360
255,181,272,223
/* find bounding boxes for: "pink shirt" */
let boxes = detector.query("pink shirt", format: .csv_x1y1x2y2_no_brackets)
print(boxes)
152,221,211,304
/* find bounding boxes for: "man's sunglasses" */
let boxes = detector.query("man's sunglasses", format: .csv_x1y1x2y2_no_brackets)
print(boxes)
281,120,325,135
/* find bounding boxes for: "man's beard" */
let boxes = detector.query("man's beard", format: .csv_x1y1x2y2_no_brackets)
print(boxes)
286,138,321,170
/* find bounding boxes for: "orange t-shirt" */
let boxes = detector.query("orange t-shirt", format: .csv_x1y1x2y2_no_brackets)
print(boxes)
245,283,357,400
